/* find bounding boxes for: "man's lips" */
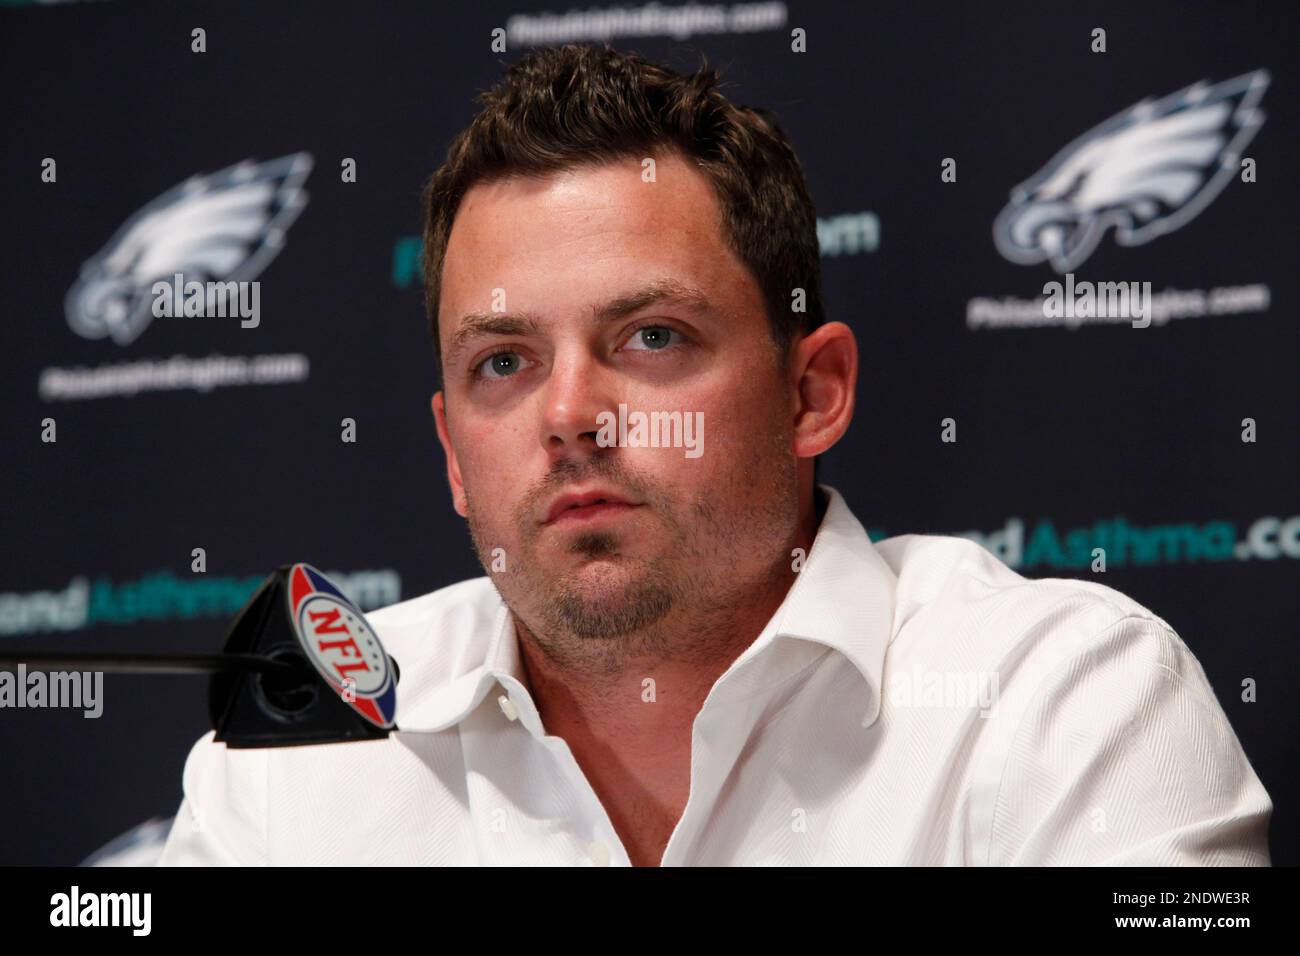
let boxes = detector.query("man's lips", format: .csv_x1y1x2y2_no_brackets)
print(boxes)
542,489,641,526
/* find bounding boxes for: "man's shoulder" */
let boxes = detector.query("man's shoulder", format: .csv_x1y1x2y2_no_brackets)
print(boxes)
872,532,1177,657
867,535,1268,867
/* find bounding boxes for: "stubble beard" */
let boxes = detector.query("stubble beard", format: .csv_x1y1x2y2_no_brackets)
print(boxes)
461,440,799,679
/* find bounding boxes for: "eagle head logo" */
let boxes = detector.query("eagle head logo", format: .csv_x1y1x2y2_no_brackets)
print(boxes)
65,153,313,345
993,71,1268,272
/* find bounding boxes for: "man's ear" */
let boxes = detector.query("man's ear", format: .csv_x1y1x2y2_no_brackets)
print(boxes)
790,321,857,460
431,391,468,518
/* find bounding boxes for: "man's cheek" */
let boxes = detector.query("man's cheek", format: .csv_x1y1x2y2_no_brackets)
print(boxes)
459,433,504,494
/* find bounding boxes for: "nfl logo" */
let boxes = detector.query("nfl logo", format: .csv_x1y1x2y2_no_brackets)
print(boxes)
286,563,397,728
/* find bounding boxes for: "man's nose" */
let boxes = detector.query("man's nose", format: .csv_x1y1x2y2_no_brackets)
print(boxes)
538,348,619,461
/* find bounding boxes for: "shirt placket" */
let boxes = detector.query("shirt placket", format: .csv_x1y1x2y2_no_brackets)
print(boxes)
469,673,634,866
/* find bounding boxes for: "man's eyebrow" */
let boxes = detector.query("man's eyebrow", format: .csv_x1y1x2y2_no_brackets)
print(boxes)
446,313,544,366
444,278,714,366
594,278,713,323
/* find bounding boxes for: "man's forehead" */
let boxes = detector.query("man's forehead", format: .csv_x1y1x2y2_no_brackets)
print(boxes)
438,158,751,359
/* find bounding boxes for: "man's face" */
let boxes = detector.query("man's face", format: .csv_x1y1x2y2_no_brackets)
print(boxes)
433,152,801,673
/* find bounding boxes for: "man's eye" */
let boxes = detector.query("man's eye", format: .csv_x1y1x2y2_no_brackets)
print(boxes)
474,351,524,380
623,326,680,351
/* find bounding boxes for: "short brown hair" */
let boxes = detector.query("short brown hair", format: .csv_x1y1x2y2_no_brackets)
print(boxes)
420,42,825,383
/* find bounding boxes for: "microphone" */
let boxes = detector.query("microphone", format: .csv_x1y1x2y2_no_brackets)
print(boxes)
0,563,400,748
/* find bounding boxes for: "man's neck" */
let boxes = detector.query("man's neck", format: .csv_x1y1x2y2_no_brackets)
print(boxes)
510,485,826,865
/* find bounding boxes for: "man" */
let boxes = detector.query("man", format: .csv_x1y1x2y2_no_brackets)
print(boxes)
159,44,1271,866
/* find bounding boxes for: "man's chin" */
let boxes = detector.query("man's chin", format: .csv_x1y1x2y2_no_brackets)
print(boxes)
553,594,673,641
544,560,677,639
557,553,641,590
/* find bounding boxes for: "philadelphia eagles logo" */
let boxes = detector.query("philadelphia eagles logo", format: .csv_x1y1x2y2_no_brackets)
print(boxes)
65,153,313,345
993,71,1268,272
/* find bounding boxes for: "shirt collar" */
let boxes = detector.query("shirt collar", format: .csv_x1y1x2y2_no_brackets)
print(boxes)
396,483,897,733
393,598,522,733
752,483,897,728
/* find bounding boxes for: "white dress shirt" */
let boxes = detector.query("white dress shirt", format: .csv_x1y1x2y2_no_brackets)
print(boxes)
157,484,1272,866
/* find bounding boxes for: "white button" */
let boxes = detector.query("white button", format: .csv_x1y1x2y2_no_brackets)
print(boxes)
497,694,519,721
587,840,611,866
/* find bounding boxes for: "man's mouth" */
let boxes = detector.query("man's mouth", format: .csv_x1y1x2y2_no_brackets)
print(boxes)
542,488,641,526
